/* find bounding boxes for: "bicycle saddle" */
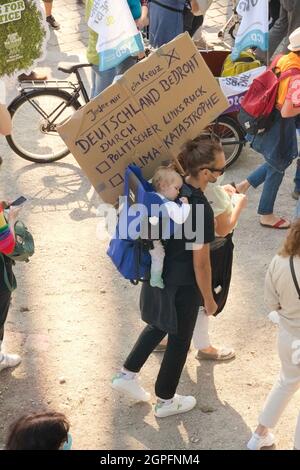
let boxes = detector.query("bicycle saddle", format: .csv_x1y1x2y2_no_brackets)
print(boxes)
58,64,92,74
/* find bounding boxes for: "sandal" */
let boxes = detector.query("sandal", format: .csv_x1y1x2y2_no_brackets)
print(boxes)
196,347,236,361
260,218,290,229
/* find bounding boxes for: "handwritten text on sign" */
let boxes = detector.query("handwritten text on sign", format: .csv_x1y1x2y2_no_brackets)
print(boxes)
58,34,228,205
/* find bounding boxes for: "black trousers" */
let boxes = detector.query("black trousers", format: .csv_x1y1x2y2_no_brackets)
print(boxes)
124,285,200,399
183,9,204,37
210,233,234,316
0,257,13,342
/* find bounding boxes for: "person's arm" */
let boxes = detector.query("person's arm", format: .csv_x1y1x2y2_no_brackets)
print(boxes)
0,104,12,136
214,193,247,237
264,257,281,311
193,244,217,315
128,0,142,20
191,0,201,14
7,206,21,240
136,1,149,29
0,206,20,255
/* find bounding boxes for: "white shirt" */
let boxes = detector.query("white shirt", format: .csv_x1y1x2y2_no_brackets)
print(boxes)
205,184,235,236
265,254,300,337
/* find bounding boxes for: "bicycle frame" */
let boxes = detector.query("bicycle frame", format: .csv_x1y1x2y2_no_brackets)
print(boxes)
217,0,240,40
12,67,90,127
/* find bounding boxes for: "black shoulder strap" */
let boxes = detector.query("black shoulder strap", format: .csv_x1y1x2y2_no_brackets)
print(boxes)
289,256,300,299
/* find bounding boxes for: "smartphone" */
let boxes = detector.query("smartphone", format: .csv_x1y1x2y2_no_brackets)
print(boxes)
10,196,27,207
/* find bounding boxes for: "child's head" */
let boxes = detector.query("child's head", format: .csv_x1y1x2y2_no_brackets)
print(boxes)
279,219,300,257
5,412,71,450
152,167,183,200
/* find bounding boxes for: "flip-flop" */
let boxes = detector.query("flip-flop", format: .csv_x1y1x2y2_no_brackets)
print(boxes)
195,347,236,361
260,218,290,229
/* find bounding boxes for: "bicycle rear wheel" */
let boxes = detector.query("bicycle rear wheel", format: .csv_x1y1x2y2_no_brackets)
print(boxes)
7,89,81,163
205,115,245,168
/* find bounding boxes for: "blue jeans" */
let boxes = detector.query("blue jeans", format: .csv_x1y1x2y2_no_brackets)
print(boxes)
246,110,297,215
90,56,137,99
295,199,300,219
294,128,300,191
247,162,285,215
294,158,300,192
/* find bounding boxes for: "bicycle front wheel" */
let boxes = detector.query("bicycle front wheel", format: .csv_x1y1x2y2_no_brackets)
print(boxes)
7,89,81,163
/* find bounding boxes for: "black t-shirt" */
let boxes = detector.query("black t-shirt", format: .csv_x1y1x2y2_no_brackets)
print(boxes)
163,183,215,286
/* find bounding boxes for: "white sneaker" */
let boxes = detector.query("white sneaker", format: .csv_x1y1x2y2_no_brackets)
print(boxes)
154,394,196,418
247,432,275,450
0,353,21,372
111,373,151,402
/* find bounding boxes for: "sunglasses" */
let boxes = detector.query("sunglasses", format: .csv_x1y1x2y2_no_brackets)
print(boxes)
200,166,226,175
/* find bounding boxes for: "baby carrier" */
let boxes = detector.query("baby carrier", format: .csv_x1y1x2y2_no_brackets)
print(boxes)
107,164,177,285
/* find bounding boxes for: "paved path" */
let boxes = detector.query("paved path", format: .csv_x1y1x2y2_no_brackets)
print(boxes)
1,1,300,451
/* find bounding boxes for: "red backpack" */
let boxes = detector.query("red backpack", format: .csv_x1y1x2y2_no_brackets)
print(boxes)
238,55,300,135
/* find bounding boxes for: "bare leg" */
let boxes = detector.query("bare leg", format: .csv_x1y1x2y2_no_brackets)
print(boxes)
255,423,269,436
43,0,52,17
235,180,251,194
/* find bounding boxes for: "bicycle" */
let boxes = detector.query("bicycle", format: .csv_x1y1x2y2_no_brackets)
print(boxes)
6,63,92,164
217,0,240,41
217,0,281,41
205,114,245,167
6,63,245,167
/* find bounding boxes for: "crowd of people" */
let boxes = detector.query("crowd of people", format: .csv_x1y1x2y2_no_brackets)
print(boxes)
1,0,300,451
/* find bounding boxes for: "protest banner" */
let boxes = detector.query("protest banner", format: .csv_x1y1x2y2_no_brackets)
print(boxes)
58,33,228,206
0,0,49,77
218,65,265,112
88,0,144,72
231,0,268,61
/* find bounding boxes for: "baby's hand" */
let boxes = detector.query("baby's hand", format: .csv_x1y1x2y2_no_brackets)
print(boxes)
179,197,189,204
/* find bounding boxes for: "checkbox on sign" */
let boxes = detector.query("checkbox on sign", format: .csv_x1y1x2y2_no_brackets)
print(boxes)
96,161,111,174
110,174,124,188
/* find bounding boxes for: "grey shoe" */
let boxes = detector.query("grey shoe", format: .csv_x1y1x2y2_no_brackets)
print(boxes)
46,15,60,30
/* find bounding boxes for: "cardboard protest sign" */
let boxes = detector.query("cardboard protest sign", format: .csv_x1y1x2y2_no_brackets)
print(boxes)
58,33,228,206
0,0,49,77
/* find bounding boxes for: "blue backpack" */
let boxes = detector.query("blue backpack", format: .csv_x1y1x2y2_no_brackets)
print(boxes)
107,164,172,285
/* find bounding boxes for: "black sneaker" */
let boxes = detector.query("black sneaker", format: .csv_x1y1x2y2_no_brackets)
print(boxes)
46,15,60,30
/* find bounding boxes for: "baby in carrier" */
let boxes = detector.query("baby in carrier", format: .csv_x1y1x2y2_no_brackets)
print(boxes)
149,167,190,289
